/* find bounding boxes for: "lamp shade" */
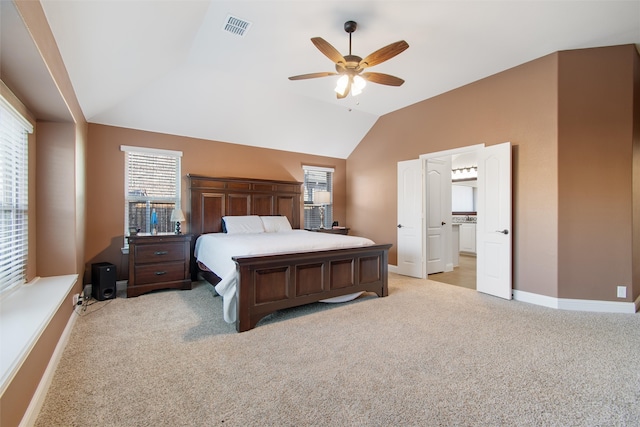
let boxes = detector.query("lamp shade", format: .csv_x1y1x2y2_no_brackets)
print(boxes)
313,191,331,205
171,208,186,222
334,75,349,96
351,75,366,96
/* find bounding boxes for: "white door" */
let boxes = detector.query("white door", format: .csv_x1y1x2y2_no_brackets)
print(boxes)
397,159,424,278
426,158,450,274
476,142,512,299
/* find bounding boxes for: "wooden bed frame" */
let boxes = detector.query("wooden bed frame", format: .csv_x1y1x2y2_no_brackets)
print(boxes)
188,175,391,332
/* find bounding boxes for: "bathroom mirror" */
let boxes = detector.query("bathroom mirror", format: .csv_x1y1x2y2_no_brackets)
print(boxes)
452,180,477,214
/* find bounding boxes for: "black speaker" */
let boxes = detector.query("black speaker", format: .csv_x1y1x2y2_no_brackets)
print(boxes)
91,262,116,301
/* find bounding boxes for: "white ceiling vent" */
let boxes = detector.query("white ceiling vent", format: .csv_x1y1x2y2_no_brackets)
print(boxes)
222,15,252,37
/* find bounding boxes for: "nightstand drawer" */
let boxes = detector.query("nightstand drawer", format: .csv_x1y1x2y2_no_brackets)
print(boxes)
134,243,185,263
127,233,192,297
134,261,185,285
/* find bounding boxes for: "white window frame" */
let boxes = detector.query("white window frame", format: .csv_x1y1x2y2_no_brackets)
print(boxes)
302,165,334,230
0,95,33,295
120,145,182,246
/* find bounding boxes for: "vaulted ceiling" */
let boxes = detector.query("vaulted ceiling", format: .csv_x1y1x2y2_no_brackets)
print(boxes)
2,1,639,158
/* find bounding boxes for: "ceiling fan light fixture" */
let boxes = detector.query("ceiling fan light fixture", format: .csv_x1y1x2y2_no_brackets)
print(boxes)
352,75,366,96
335,75,349,96
289,20,408,98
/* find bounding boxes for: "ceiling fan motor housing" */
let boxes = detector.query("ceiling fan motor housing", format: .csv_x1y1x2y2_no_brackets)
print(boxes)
336,55,363,74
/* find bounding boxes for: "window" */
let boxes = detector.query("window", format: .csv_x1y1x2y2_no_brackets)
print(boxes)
121,146,182,241
0,96,33,294
303,165,333,229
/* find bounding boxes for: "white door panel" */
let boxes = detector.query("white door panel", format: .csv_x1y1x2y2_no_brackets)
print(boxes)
426,159,450,274
397,159,424,278
477,142,512,299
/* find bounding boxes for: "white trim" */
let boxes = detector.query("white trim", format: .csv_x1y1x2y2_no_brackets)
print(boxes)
0,94,34,133
513,290,638,314
19,313,77,427
513,289,559,308
303,165,334,173
120,145,183,157
388,265,398,274
0,274,77,396
418,143,485,160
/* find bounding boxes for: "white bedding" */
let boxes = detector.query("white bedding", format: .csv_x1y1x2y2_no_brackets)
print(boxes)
194,230,375,323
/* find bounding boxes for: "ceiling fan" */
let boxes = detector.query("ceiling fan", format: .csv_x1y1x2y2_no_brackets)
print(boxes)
288,21,409,99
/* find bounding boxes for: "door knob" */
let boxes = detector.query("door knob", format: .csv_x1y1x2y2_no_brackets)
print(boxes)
441,221,446,226
496,229,509,235
397,224,403,228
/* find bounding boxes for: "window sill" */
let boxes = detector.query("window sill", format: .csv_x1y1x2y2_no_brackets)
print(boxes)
0,274,77,395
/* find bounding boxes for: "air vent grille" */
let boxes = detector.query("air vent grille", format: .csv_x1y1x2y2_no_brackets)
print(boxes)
222,15,252,37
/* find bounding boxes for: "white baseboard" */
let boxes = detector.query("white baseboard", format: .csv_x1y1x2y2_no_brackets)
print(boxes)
19,311,77,427
389,269,638,314
513,290,638,314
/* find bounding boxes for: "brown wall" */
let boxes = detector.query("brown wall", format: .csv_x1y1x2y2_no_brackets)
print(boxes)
557,45,635,301
347,44,639,302
348,51,560,297
36,122,78,276
85,124,347,282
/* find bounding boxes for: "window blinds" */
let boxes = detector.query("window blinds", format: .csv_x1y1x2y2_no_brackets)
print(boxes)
121,146,182,236
302,165,334,229
0,98,32,294
126,151,178,199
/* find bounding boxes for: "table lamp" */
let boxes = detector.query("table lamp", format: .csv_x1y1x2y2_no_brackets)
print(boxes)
313,191,331,229
171,208,186,234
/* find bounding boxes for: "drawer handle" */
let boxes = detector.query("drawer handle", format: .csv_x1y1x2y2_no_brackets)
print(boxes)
154,251,168,256
155,271,167,276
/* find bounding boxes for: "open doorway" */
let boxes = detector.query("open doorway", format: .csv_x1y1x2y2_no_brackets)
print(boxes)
428,152,477,290
397,142,512,300
429,254,476,289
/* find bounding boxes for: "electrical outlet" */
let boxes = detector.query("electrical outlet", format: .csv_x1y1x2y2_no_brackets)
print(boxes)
617,286,627,299
72,293,80,307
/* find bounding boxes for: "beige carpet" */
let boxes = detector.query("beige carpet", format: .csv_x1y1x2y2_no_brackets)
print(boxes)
35,274,640,426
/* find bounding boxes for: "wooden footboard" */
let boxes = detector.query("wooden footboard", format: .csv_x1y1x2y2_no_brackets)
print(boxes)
233,244,391,332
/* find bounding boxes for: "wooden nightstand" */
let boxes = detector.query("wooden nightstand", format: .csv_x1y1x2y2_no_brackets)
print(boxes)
307,227,350,235
127,233,192,297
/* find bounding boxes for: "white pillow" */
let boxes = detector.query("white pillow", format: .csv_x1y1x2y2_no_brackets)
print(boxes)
261,216,293,233
223,215,265,234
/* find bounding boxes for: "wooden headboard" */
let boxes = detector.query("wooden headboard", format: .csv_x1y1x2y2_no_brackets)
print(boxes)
188,175,302,238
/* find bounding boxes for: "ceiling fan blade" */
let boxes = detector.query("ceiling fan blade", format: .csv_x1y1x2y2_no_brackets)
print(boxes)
359,40,409,69
311,37,346,65
361,72,405,86
288,72,337,81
